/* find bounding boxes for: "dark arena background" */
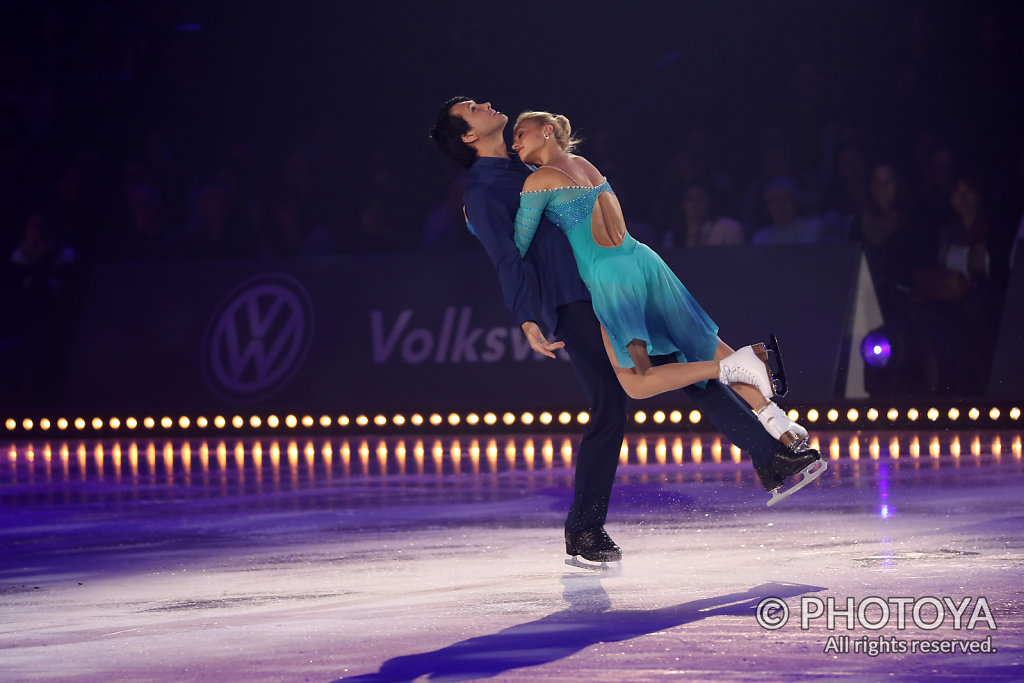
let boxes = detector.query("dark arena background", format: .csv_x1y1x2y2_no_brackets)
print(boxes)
2,2,1023,681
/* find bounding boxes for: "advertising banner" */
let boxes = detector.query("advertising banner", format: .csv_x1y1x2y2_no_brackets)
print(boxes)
62,246,869,414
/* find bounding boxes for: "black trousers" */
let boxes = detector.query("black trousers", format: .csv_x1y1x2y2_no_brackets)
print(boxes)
555,302,628,535
556,302,778,535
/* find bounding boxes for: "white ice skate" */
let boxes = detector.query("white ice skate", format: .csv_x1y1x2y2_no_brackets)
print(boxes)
766,458,828,507
719,346,775,399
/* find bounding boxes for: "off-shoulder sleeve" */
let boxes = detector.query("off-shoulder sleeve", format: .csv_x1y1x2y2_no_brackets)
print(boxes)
514,191,550,258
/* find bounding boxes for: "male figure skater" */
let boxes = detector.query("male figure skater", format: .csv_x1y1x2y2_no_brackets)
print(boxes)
429,97,820,563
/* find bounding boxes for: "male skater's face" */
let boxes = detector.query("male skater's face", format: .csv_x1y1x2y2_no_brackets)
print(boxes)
451,100,507,144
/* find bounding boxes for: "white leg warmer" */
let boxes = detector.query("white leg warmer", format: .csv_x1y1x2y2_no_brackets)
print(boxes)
756,402,808,442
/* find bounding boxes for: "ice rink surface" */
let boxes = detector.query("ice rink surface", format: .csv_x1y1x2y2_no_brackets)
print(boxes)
2,430,1022,682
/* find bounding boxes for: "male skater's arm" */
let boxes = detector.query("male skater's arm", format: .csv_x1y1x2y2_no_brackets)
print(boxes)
464,186,564,358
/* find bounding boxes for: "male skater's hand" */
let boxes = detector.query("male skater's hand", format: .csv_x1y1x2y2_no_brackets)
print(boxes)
521,321,565,359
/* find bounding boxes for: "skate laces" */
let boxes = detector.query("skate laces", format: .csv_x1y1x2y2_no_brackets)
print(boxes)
724,366,760,386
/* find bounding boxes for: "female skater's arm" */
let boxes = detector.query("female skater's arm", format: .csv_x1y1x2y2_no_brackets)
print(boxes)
499,179,564,358
513,189,549,257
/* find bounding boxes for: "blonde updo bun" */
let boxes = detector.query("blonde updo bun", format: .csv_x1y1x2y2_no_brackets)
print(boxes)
514,110,582,153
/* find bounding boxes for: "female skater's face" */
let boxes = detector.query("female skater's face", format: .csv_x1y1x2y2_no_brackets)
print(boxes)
511,119,547,164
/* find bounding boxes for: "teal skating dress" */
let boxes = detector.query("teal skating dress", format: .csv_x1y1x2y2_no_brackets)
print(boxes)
514,178,719,375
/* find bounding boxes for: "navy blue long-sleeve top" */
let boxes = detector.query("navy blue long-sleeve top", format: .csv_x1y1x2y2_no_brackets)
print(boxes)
463,155,591,330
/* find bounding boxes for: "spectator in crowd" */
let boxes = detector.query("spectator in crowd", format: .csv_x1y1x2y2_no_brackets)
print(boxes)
270,190,336,258
659,182,744,249
936,179,990,294
910,177,996,394
10,210,77,294
916,144,960,231
122,182,173,260
50,161,112,259
820,142,869,238
205,138,273,253
739,125,820,234
347,144,409,253
652,133,738,233
752,177,834,245
848,162,918,318
351,191,406,254
179,181,255,260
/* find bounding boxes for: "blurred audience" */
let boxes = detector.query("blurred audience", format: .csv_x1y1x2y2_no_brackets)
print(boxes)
10,210,77,293
0,0,1021,400
751,177,834,245
269,190,336,258
121,182,173,260
913,178,991,304
659,182,744,249
848,162,918,318
820,142,869,238
908,178,998,394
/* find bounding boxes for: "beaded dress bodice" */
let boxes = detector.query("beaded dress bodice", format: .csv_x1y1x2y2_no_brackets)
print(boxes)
514,180,627,286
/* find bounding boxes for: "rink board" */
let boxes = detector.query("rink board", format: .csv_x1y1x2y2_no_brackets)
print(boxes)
57,245,866,413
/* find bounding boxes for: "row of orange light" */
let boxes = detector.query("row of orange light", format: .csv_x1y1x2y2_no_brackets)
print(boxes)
3,411,591,433
3,405,1021,434
8,434,1021,471
824,433,1022,460
767,406,1020,425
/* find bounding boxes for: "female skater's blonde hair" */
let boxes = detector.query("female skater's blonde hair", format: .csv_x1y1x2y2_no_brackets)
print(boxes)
514,111,582,153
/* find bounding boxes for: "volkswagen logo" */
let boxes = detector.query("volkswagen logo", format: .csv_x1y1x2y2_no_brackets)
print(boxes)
202,273,313,403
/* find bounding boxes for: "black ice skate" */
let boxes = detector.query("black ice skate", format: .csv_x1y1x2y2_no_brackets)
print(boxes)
565,526,622,569
752,332,788,397
755,444,827,507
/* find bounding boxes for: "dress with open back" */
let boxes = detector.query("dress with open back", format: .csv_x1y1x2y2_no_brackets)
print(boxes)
514,175,719,373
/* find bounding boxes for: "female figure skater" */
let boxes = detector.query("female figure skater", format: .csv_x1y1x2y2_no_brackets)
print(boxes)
511,110,809,447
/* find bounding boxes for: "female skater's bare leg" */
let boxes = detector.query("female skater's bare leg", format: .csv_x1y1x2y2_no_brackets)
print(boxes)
603,329,757,402
604,329,809,448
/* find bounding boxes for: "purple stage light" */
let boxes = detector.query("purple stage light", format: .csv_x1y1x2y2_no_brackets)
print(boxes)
862,332,892,368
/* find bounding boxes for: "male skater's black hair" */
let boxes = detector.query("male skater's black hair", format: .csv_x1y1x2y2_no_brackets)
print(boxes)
430,96,477,169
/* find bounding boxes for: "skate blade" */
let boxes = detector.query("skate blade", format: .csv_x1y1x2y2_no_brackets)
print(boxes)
766,459,827,507
765,332,788,397
565,557,622,574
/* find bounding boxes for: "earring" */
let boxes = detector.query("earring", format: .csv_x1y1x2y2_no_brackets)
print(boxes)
544,134,550,139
